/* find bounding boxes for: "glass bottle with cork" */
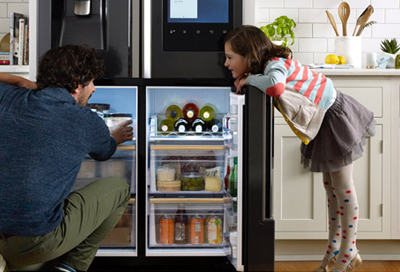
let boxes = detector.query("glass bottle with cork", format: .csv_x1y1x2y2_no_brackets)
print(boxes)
174,203,189,244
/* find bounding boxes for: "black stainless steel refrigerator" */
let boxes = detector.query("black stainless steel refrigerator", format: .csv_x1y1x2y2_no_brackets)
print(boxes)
87,79,274,272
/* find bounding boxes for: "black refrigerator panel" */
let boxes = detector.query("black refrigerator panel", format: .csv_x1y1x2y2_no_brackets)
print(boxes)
243,86,274,271
37,0,136,78
145,0,243,78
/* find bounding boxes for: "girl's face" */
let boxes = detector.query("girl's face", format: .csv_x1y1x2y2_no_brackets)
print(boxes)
224,42,248,79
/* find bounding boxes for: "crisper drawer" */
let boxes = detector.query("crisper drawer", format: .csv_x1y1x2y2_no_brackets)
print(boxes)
74,146,136,193
149,145,227,193
101,199,136,247
148,198,232,248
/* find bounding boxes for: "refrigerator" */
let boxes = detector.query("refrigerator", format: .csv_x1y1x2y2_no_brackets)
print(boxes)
78,79,274,271
73,84,138,257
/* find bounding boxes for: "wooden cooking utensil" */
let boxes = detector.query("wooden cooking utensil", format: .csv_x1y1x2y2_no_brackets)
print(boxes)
353,5,369,36
355,5,374,36
0,33,10,52
338,2,350,36
326,11,339,36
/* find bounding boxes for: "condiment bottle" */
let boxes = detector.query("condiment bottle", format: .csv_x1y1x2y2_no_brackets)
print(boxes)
174,203,189,244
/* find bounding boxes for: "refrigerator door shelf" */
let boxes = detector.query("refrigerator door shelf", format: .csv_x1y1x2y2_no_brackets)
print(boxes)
148,201,226,249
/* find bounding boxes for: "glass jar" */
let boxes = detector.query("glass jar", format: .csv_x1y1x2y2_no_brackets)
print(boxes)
395,54,400,69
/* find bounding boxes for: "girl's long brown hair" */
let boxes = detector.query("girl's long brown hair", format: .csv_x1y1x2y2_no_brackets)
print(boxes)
224,25,293,74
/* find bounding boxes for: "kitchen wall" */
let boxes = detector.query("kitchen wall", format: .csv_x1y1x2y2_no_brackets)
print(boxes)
0,0,399,67
254,0,400,66
0,0,29,42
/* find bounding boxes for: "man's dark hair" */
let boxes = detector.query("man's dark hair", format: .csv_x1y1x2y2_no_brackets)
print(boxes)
36,44,105,93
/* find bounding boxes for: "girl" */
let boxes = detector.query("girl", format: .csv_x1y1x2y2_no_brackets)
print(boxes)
224,25,376,272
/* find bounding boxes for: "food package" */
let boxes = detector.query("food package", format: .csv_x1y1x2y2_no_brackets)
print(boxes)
162,163,181,180
156,166,175,181
205,176,221,192
157,180,181,192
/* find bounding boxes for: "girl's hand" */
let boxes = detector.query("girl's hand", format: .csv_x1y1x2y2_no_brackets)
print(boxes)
234,75,247,94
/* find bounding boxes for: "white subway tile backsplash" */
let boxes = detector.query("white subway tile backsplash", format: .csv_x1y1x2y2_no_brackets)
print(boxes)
294,24,312,38
0,4,7,17
345,0,371,9
7,3,29,16
314,53,332,64
258,0,283,8
313,0,341,9
371,0,399,9
0,18,9,33
285,0,312,8
299,9,328,23
292,52,314,64
269,9,299,22
257,8,270,23
362,38,383,53
371,24,399,38
299,38,328,52
314,24,339,38
386,10,400,24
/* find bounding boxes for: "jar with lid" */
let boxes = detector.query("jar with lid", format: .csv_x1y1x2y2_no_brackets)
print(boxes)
104,113,133,131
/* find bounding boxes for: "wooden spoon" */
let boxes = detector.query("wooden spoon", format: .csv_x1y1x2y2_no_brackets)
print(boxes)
353,5,370,36
338,2,350,36
326,11,339,36
355,5,374,36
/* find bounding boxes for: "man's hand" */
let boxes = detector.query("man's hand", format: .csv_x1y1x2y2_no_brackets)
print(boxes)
110,119,134,145
0,73,37,89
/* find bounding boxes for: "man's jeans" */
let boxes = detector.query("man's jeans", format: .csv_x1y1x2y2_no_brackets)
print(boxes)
0,177,130,271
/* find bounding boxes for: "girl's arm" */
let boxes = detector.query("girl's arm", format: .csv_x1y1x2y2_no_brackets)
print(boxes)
0,73,37,89
246,60,287,97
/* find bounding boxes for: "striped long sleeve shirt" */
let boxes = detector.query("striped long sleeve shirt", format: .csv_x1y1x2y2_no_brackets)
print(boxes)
246,57,336,110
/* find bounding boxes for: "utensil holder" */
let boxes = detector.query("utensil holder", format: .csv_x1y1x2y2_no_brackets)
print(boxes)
335,36,362,68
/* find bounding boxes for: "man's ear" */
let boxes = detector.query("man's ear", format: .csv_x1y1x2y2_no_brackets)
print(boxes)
70,84,83,101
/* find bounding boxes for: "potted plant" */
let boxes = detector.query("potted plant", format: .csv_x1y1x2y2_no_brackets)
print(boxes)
380,38,400,68
259,15,296,47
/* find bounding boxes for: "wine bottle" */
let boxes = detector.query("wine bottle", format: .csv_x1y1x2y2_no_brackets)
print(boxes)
165,104,182,122
191,118,207,133
158,119,174,133
229,157,238,198
199,104,216,122
174,118,191,133
182,102,199,122
210,118,222,133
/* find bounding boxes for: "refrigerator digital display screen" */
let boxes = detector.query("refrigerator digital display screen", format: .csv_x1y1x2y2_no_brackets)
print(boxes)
168,0,229,23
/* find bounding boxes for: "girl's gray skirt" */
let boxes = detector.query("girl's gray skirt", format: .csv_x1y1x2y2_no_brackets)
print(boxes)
300,89,376,173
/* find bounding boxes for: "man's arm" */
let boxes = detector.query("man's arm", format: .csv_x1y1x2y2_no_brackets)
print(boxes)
0,73,37,89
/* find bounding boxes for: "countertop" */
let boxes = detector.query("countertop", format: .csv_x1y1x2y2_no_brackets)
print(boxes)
312,68,400,76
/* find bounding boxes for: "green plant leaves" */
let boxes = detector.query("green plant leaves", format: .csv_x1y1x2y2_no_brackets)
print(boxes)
259,15,296,47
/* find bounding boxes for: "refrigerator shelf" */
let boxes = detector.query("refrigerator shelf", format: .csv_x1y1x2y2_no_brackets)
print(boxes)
149,197,229,204
150,191,225,198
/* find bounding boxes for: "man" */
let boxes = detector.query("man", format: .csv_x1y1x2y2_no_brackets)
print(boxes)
0,45,133,272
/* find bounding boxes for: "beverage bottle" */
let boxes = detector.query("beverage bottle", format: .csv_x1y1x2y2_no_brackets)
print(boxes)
159,215,174,244
165,104,182,122
209,118,222,133
182,102,199,122
174,203,189,244
229,157,238,198
158,119,174,134
174,118,191,133
199,104,216,122
191,118,207,133
224,158,231,191
229,221,238,261
190,213,204,244
228,104,238,132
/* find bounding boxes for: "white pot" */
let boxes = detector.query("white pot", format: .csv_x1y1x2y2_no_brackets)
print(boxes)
380,52,396,68
272,40,283,46
335,36,362,68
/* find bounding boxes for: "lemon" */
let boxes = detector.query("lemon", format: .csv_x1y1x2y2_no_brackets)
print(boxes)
325,54,339,65
338,56,346,65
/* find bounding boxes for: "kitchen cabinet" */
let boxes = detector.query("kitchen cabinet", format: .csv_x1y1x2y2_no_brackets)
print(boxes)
274,75,392,240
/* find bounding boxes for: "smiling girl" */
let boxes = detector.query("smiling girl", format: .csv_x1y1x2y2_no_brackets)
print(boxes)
224,25,376,272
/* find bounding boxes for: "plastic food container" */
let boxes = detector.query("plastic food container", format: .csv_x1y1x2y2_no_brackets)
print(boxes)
157,180,181,192
181,172,204,191
104,113,133,131
156,166,175,181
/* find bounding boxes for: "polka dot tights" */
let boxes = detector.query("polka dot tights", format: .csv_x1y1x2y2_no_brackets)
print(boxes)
322,164,359,271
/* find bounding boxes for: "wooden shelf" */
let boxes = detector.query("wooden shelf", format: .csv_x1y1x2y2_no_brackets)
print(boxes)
0,65,29,73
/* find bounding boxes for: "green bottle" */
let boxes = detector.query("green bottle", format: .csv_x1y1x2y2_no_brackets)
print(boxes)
229,157,238,198
395,55,400,69
165,104,182,122
158,119,174,134
199,105,216,122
